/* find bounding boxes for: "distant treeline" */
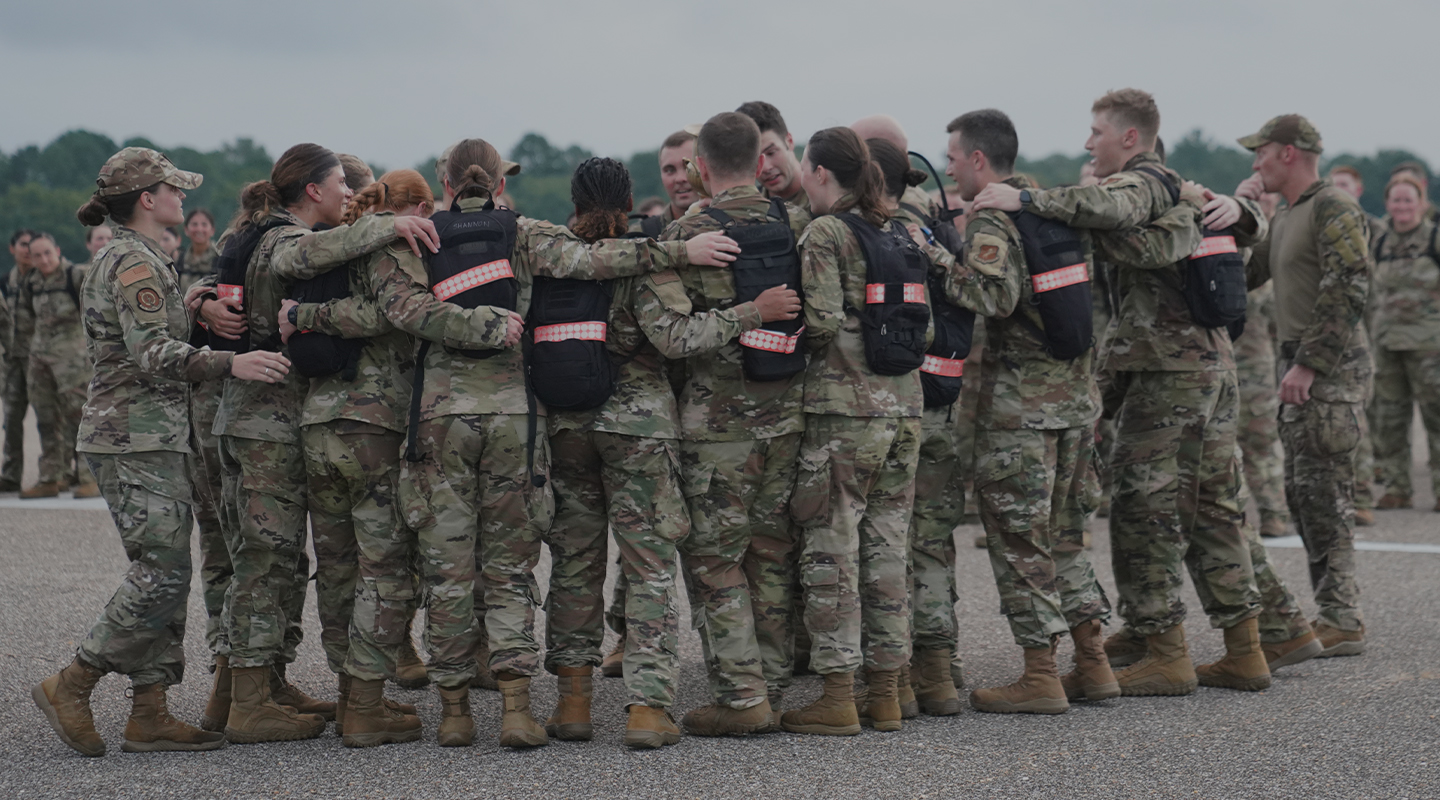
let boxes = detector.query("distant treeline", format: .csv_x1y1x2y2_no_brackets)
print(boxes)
3,128,1432,264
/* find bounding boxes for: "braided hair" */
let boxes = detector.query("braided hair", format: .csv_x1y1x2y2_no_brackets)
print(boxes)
570,157,633,243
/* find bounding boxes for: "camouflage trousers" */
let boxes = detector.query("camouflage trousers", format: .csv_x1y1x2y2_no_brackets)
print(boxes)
1236,454,1310,644
189,379,230,655
400,414,554,689
908,406,964,654
1234,309,1291,533
603,551,628,640
1,356,26,485
548,429,688,708
1279,398,1364,631
792,415,919,675
218,435,309,669
303,421,408,679
1108,370,1261,635
77,452,194,686
974,426,1109,649
27,353,89,486
1371,347,1440,501
680,434,800,709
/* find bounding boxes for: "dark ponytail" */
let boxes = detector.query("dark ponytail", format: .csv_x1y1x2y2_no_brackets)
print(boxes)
231,143,340,229
447,139,503,202
808,127,888,227
76,183,159,227
866,138,927,202
570,157,633,243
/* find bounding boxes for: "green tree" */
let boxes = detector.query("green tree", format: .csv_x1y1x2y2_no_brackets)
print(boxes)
1166,129,1253,195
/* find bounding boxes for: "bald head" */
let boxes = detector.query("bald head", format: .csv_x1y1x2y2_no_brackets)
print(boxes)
851,115,908,152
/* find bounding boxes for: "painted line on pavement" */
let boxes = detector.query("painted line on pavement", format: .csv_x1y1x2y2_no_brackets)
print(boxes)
1265,534,1440,554
0,496,109,510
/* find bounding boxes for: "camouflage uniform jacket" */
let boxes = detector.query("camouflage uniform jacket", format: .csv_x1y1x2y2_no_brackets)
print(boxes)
176,243,219,293
213,210,400,443
900,185,940,220
18,258,87,362
627,203,682,237
406,197,692,421
767,185,811,215
799,203,931,418
78,226,232,454
1370,217,1440,351
6,266,32,360
636,184,810,442
920,176,1099,429
1243,179,1371,401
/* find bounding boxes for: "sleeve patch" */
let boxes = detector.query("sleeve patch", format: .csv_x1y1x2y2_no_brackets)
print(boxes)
135,287,165,313
969,232,1009,277
118,264,153,286
652,269,680,285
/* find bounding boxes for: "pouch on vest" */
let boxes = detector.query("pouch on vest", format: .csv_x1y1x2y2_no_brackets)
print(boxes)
287,263,367,380
210,218,291,353
426,201,519,358
527,275,615,411
837,214,931,376
705,199,807,382
1007,211,1093,360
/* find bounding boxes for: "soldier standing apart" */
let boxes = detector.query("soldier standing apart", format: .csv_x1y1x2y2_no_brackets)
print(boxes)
782,127,929,735
17,233,99,498
1,230,36,492
636,112,809,734
31,147,288,756
920,110,1114,714
1231,114,1372,656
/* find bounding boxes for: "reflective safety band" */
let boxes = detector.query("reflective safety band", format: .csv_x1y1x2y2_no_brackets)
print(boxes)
1031,263,1087,293
739,326,805,354
432,259,514,301
1191,235,1239,259
920,354,964,377
865,282,926,304
532,321,607,344
217,284,244,304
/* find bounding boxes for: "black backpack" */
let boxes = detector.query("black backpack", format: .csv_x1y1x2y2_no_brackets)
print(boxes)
425,201,520,359
895,184,976,407
625,213,667,240
286,258,366,380
1134,166,1248,333
706,199,807,382
211,218,291,353
906,151,969,256
1008,211,1094,360
527,276,615,411
837,214,931,376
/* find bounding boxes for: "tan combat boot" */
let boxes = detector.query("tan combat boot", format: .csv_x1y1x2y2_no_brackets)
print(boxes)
857,668,903,731
544,666,593,741
1196,618,1272,691
781,672,860,736
31,656,106,757
200,655,231,732
496,674,548,748
1262,628,1323,670
72,481,101,499
1060,620,1120,701
1116,625,1197,696
393,629,430,690
437,684,473,747
969,646,1069,715
341,679,422,748
624,705,681,750
20,481,61,499
1103,625,1148,668
122,684,226,752
269,665,336,720
896,665,919,719
224,666,326,743
910,648,962,716
1353,508,1375,526
600,640,624,678
681,699,774,736
1314,622,1365,657
335,674,417,736
471,640,499,691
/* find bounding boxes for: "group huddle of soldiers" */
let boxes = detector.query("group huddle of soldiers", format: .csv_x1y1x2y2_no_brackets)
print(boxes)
23,87,1435,758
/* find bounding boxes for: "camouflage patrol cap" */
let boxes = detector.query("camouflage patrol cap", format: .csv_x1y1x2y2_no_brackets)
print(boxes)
95,147,203,196
1237,115,1323,154
436,141,521,180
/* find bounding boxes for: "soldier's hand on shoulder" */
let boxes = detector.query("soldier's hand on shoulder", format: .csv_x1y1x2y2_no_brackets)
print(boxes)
1200,190,1243,230
394,216,440,258
686,231,741,267
971,183,1022,213
754,284,801,323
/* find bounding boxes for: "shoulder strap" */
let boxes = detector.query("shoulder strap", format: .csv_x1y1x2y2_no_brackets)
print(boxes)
1372,231,1389,261
703,205,734,227
769,197,790,227
899,202,934,227
1133,166,1180,206
65,264,80,310
1429,224,1439,263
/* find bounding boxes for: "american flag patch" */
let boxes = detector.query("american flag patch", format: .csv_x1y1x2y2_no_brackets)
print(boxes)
920,354,964,377
865,283,925,304
433,259,514,301
1031,263,1087,293
1190,235,1238,259
739,327,804,354
533,322,607,344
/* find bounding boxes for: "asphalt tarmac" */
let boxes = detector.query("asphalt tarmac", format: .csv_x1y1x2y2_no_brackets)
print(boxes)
0,415,1436,799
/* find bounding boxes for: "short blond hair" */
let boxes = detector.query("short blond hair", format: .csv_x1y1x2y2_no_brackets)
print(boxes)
1092,88,1160,145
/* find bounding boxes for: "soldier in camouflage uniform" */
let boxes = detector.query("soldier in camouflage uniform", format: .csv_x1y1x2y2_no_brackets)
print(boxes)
635,113,810,736
1235,114,1371,657
32,147,285,756
738,101,811,214
1368,176,1440,511
176,209,219,294
1,231,35,491
15,234,97,497
1235,281,1292,537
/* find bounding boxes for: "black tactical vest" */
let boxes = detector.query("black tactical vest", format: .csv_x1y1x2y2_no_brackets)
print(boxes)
211,218,290,353
287,256,366,381
527,276,615,411
706,198,807,382
837,214,931,376
426,202,520,358
901,202,975,407
1009,211,1093,360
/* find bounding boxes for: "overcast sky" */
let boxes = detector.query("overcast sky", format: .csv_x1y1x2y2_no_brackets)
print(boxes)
4,0,1436,175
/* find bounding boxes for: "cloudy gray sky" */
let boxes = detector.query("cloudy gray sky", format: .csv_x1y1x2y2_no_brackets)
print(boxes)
3,0,1436,171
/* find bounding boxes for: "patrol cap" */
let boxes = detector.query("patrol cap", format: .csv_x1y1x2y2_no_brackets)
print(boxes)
96,147,203,196
436,141,521,178
500,159,522,177
1237,115,1323,154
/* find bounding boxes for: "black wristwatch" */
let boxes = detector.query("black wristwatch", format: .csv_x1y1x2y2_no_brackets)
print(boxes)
288,305,299,327
1018,189,1033,210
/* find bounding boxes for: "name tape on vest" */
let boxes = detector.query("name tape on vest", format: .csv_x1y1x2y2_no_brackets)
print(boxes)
533,321,608,344
865,282,925,304
920,354,964,377
1031,263,1087,293
1190,235,1239,260
433,259,515,301
739,327,805,354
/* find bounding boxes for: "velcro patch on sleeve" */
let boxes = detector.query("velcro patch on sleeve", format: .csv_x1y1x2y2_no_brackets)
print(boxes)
969,232,1009,277
651,269,680,284
118,264,153,286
